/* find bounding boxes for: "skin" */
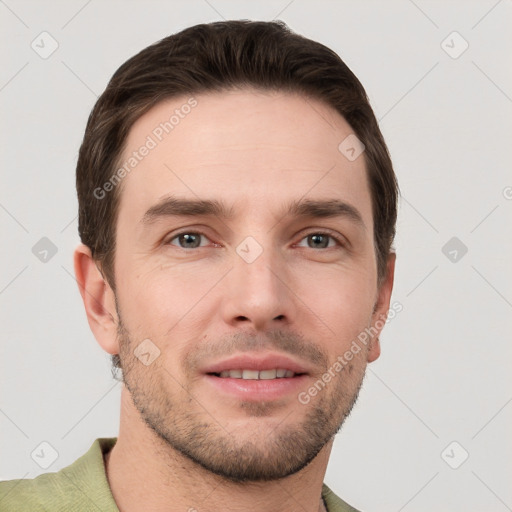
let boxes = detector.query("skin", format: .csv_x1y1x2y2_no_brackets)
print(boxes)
74,89,395,512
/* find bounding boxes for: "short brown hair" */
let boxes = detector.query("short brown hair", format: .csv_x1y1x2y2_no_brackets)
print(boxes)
77,20,398,292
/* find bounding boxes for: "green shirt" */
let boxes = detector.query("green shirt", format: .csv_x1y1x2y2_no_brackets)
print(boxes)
0,438,360,511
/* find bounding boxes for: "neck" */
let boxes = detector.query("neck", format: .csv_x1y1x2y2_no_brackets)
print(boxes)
105,387,333,512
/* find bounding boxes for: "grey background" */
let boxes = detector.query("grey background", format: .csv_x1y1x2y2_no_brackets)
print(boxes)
1,1,511,511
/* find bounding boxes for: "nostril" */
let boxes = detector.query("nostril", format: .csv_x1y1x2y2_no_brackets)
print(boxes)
274,315,285,320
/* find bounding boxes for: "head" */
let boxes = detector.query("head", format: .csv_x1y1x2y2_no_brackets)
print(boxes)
74,20,398,483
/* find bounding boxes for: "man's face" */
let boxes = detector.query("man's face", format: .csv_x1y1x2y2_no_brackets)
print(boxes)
111,89,392,482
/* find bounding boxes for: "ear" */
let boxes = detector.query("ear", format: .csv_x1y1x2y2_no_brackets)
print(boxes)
367,252,396,363
73,244,119,357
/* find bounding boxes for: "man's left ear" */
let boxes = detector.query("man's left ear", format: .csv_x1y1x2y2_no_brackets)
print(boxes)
367,253,396,363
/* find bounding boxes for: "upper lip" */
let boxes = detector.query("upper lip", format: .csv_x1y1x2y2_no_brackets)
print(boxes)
202,353,311,375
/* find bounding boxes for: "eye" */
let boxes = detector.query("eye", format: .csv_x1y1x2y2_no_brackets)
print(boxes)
296,232,341,249
167,232,210,249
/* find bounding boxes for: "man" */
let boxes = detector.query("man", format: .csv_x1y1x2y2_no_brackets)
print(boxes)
0,20,397,511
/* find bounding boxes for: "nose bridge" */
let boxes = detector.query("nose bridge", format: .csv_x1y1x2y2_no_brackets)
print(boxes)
225,234,290,329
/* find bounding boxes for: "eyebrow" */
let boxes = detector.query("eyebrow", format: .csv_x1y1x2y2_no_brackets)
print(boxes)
142,196,236,224
286,198,365,228
141,195,365,229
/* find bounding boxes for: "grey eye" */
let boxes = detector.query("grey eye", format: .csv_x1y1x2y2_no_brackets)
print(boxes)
308,234,330,248
298,233,336,249
169,233,205,248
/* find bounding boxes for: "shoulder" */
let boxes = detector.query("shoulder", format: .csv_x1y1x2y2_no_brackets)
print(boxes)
322,482,362,512
0,437,118,512
0,470,73,510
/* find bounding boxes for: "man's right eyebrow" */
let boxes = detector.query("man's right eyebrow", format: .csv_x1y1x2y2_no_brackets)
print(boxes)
141,196,235,225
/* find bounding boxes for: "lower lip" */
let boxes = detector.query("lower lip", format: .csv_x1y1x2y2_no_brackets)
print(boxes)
204,374,309,401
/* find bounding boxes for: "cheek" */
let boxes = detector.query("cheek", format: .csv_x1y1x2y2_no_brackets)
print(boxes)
116,258,221,339
297,267,375,349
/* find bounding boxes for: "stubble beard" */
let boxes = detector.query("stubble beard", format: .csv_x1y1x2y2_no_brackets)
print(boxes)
116,316,367,483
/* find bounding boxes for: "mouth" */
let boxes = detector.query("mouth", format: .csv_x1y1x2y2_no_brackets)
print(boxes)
208,369,304,379
202,352,310,376
202,353,311,401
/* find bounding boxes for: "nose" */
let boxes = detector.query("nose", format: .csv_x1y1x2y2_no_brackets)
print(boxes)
221,240,293,332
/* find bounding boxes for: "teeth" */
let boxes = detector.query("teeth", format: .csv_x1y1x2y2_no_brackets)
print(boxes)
242,369,259,380
217,368,296,379
259,369,277,380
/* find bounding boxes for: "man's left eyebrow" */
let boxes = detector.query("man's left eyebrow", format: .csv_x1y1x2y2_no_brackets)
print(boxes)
286,199,366,230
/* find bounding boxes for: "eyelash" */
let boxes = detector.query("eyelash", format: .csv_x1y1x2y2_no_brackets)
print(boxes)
164,230,346,250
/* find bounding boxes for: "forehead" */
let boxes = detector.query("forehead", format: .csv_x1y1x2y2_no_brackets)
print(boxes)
116,88,372,226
